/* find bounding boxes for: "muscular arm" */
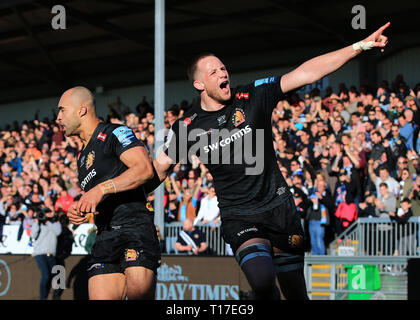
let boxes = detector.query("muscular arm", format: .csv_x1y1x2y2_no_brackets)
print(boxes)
280,22,390,93
101,146,153,193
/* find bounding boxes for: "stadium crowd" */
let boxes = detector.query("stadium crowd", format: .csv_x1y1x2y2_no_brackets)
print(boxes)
0,74,419,256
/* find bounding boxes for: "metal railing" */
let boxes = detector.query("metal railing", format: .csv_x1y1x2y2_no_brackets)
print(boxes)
329,217,420,257
164,222,230,256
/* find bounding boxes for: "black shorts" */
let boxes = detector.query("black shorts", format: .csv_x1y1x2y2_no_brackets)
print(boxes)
87,212,161,279
221,196,305,255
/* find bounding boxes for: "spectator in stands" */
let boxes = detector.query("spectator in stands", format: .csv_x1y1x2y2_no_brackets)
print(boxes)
166,106,179,125
51,124,64,149
170,174,200,222
194,184,220,228
389,124,408,159
175,218,208,255
313,176,335,244
398,113,415,150
333,172,358,234
31,206,62,300
53,213,74,300
375,182,397,217
368,161,400,198
107,96,131,121
54,189,74,214
21,205,35,238
292,173,307,195
390,198,414,256
306,194,329,255
398,168,414,207
23,140,42,162
395,156,409,180
5,203,24,225
155,225,166,253
370,131,386,161
334,170,357,205
0,197,5,242
67,176,82,199
358,190,377,218
341,154,362,204
136,96,153,120
409,174,420,211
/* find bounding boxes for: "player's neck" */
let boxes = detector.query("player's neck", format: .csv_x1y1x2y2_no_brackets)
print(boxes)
80,118,101,145
200,95,226,112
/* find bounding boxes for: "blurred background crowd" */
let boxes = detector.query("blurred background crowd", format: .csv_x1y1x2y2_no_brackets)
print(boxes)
0,74,419,256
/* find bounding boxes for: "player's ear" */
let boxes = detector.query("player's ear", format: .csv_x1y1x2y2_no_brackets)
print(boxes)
193,79,204,91
78,105,88,117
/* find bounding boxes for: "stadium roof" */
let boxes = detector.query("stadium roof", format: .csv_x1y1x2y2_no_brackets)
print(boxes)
0,0,419,105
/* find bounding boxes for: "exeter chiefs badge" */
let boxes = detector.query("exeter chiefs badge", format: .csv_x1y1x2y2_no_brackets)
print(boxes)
289,235,303,249
86,151,95,170
146,202,154,212
125,249,138,262
232,108,245,127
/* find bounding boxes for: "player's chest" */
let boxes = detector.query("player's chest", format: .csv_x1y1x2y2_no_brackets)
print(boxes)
76,145,116,190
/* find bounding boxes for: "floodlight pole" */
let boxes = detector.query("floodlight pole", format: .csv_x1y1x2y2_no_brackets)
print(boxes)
154,0,165,237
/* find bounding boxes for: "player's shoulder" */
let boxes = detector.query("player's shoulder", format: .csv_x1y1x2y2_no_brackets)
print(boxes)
97,122,138,145
99,122,136,139
100,122,132,133
171,107,200,129
253,75,281,88
231,78,280,99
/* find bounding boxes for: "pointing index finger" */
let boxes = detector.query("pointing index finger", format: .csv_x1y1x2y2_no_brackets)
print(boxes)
378,21,391,33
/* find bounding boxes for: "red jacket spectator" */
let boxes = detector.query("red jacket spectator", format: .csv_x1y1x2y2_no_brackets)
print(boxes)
54,190,74,213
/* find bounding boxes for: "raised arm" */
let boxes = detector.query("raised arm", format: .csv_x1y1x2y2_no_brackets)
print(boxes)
193,177,202,200
344,146,360,169
368,159,378,184
281,22,390,93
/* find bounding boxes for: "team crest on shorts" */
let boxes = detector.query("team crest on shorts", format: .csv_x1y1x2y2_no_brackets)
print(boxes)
289,235,303,249
146,202,154,212
125,249,138,262
232,108,245,127
86,151,95,170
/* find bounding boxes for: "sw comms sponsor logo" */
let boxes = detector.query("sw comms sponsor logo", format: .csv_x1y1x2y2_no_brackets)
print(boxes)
157,124,265,175
203,125,251,153
237,226,258,237
80,169,96,190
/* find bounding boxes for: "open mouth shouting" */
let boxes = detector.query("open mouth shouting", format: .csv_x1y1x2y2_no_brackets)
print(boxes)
219,80,230,95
